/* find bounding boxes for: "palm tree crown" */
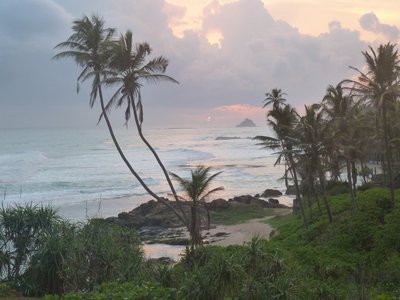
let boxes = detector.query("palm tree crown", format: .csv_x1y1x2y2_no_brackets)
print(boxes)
104,30,178,125
263,88,287,109
53,15,114,107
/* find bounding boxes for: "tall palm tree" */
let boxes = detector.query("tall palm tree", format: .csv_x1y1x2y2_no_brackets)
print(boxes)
263,88,287,109
322,84,359,207
255,104,308,228
53,16,187,226
102,31,189,224
297,104,333,222
344,43,400,208
170,166,224,249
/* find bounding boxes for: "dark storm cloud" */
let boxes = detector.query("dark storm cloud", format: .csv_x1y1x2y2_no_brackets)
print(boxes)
0,0,375,128
359,12,399,40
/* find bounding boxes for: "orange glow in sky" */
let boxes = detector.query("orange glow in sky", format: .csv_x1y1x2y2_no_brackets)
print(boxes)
165,0,400,42
206,29,224,47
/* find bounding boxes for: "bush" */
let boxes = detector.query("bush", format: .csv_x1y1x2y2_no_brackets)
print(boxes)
22,218,144,296
44,281,177,300
0,203,60,281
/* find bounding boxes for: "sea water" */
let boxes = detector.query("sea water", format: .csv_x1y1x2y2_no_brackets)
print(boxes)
0,127,290,220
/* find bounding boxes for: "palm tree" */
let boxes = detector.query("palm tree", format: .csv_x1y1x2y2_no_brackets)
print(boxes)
344,43,400,208
322,84,359,207
296,104,333,222
170,166,224,249
255,104,308,228
53,16,187,226
102,31,189,224
263,88,287,109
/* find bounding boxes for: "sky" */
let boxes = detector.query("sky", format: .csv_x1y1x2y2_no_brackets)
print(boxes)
0,0,399,129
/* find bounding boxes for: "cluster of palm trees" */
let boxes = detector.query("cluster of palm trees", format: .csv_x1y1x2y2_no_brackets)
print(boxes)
257,43,400,227
54,15,222,248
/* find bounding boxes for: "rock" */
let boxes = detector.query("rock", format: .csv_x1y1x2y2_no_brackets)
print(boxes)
285,185,296,195
236,118,256,127
148,257,175,265
206,198,230,210
230,195,266,206
213,232,229,237
261,189,282,197
135,200,159,216
254,194,260,198
268,198,280,204
116,212,145,227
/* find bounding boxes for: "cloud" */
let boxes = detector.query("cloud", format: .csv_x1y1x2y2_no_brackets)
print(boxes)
359,12,399,40
215,104,263,115
0,0,371,129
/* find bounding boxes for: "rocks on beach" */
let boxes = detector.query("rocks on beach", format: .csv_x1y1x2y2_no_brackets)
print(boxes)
107,194,289,229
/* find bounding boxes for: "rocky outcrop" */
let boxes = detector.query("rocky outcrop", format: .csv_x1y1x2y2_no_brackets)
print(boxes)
106,195,289,233
236,118,256,127
229,195,288,209
205,198,230,210
285,185,296,195
261,189,283,197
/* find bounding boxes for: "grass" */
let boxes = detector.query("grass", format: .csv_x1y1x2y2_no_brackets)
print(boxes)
210,203,291,225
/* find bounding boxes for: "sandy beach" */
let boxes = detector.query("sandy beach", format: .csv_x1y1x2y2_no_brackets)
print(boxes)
204,216,275,246
143,215,283,259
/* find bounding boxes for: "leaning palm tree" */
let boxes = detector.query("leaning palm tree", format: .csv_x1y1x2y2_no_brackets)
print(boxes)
53,16,187,226
263,88,287,109
103,31,189,224
343,43,400,208
170,166,224,249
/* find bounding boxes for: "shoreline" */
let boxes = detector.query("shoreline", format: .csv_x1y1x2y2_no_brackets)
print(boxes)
142,215,282,260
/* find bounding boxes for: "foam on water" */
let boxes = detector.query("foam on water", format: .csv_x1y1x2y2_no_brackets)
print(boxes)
0,127,292,220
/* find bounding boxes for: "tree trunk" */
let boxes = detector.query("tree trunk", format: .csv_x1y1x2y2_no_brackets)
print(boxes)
190,203,202,249
130,95,189,223
287,153,308,228
346,159,356,208
351,160,357,197
382,106,396,208
318,169,333,223
97,84,188,227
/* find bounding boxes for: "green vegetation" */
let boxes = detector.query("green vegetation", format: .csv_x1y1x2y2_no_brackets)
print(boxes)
0,190,399,299
256,42,400,229
44,13,400,300
211,204,289,225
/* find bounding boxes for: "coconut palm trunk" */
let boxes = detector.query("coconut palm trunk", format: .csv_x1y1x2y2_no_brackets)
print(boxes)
129,95,188,222
98,87,188,226
287,152,308,228
382,106,396,208
318,169,333,223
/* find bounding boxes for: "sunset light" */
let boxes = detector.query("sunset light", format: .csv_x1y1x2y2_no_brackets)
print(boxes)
2,1,400,297
206,29,224,47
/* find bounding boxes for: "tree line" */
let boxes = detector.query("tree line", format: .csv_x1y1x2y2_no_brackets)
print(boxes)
256,43,400,227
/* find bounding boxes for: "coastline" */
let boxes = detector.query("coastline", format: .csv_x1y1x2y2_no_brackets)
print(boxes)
142,216,279,260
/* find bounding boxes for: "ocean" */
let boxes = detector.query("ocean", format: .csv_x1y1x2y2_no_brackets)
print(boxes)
0,127,291,221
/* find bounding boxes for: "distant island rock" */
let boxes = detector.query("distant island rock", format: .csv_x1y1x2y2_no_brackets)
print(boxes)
236,118,256,127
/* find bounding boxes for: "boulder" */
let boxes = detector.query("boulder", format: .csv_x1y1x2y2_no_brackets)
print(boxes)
116,212,145,227
261,189,282,197
285,185,296,195
268,198,280,205
206,198,230,210
230,195,269,207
